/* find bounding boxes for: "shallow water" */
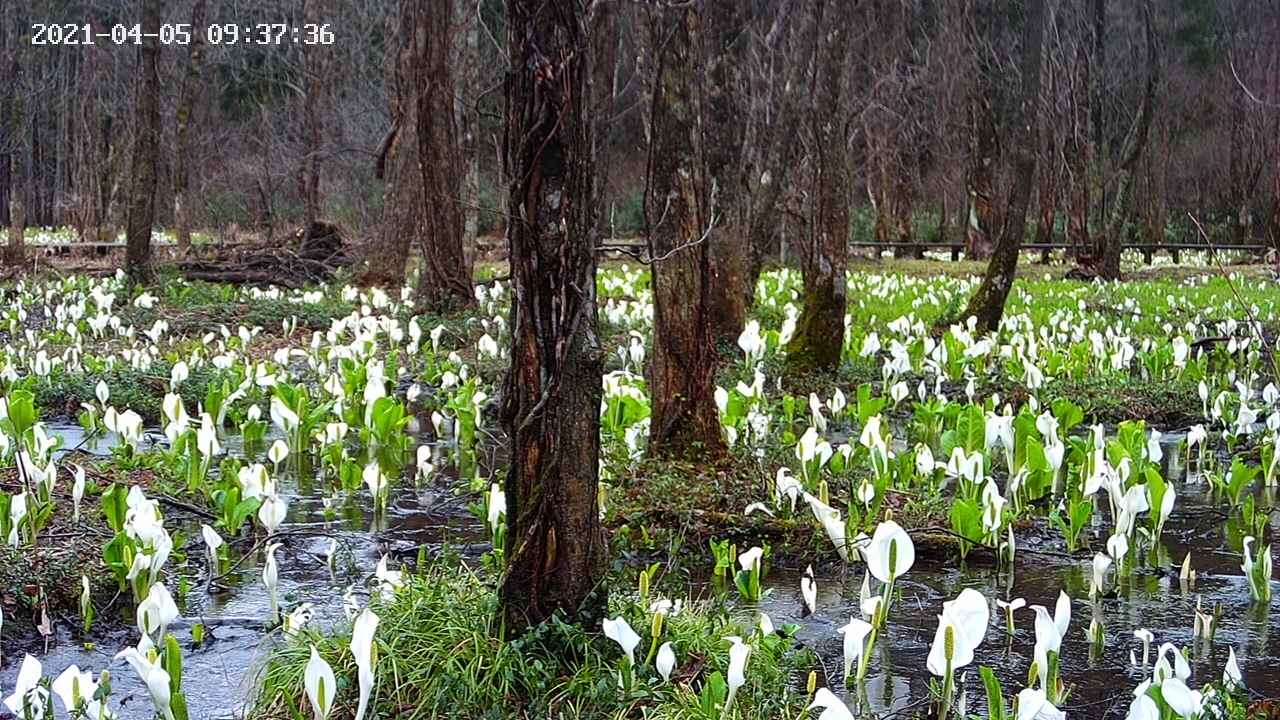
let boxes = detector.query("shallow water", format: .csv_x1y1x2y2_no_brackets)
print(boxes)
1,423,486,719
744,438,1280,718
1,429,1275,719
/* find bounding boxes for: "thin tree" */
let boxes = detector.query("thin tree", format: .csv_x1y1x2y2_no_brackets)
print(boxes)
786,0,852,372
961,0,1047,332
174,0,207,253
125,0,162,285
3,1,24,266
299,0,326,234
499,0,607,632
645,2,725,457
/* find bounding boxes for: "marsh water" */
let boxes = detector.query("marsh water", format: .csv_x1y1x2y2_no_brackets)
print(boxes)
1,427,1276,719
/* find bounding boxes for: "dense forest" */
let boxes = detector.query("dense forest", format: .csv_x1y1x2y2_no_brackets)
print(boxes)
3,1,1279,275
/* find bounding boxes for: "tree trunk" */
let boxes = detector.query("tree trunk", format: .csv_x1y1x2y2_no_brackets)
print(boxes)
459,0,481,260
415,0,474,310
6,197,22,267
0,2,14,231
360,0,420,288
499,0,606,634
787,0,851,373
963,0,1046,332
728,2,811,345
1035,126,1057,247
965,98,999,260
174,0,206,253
125,0,161,285
1065,74,1091,256
645,4,726,457
2,8,20,264
702,0,752,347
1097,0,1157,281
300,0,324,232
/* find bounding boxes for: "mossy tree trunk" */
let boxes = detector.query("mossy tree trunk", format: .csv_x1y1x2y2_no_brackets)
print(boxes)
962,0,1046,333
499,0,606,634
645,3,726,457
125,0,161,285
786,0,852,374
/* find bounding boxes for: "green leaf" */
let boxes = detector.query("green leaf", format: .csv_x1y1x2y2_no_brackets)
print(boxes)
980,666,1007,720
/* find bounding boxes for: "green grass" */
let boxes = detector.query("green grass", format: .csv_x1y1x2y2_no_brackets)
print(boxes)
249,561,816,720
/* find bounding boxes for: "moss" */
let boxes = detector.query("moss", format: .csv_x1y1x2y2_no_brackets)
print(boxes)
784,285,843,374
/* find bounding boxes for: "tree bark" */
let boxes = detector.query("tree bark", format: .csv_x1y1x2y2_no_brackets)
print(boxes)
645,4,726,457
125,0,161,285
1097,0,1157,280
702,0,751,346
459,0,481,259
2,6,21,265
963,0,1046,332
965,97,999,260
499,0,606,633
174,0,206,253
415,0,474,310
359,1,420,288
787,0,852,373
300,0,325,232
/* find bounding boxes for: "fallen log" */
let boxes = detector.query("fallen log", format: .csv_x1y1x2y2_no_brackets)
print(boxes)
170,221,353,288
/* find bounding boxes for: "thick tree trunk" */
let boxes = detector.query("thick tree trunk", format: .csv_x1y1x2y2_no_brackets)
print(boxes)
645,4,726,457
963,0,1046,332
499,0,606,634
125,0,161,285
416,0,474,310
174,0,206,253
787,0,851,373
